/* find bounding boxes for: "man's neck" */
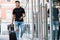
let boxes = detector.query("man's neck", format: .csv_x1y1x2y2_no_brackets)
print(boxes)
16,6,20,8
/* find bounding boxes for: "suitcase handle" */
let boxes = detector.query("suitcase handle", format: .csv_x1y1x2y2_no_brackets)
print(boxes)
8,24,14,31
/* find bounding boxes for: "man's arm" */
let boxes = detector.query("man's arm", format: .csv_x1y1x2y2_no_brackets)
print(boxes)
12,9,15,24
12,14,15,24
22,13,26,18
20,8,26,20
22,8,26,18
20,13,26,20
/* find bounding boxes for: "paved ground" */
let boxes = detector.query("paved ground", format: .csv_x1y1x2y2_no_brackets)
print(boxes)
0,31,49,40
0,34,39,40
0,31,59,40
0,34,48,40
0,35,9,40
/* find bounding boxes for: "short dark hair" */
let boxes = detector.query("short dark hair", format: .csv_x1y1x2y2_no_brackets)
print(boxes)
15,1,20,3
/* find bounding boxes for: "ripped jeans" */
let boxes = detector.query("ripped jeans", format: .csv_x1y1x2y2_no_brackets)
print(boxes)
14,21,25,40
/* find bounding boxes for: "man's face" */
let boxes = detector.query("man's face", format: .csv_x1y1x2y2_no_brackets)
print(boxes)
15,2,20,7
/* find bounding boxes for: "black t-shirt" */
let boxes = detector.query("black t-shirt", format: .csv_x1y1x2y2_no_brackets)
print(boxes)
47,8,59,21
53,8,59,21
13,7,25,22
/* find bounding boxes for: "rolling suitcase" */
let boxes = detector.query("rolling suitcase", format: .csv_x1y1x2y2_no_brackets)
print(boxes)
8,24,17,40
9,31,17,40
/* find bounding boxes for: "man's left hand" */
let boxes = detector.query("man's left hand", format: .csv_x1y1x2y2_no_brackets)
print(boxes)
19,16,23,20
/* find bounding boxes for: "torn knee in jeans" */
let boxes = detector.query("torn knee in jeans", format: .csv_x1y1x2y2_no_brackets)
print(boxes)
16,29,19,32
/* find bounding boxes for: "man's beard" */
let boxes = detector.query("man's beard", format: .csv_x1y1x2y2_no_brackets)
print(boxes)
17,5,20,7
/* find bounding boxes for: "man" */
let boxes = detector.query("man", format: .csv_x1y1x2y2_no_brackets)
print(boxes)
52,5,59,40
12,1,26,40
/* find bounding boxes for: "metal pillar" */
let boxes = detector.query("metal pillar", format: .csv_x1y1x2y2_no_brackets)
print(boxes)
38,0,42,40
38,0,48,40
33,0,39,38
40,0,48,40
31,0,34,40
49,0,53,40
42,4,48,40
38,3,43,40
44,4,48,40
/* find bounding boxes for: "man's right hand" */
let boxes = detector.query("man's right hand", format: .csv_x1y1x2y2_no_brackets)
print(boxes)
12,15,15,24
11,22,13,24
11,22,13,25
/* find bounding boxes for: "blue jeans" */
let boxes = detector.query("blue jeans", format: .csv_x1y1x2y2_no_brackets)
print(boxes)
53,21,59,40
14,21,24,40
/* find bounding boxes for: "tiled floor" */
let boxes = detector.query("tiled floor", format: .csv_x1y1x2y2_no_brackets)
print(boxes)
0,33,49,40
0,31,50,40
0,34,59,40
0,33,36,40
0,33,40,40
0,35,9,40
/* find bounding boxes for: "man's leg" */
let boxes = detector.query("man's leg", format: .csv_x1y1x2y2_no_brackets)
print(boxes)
53,21,56,40
57,30,60,40
53,21,59,40
19,22,25,38
55,21,59,40
53,30,55,40
14,21,19,40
